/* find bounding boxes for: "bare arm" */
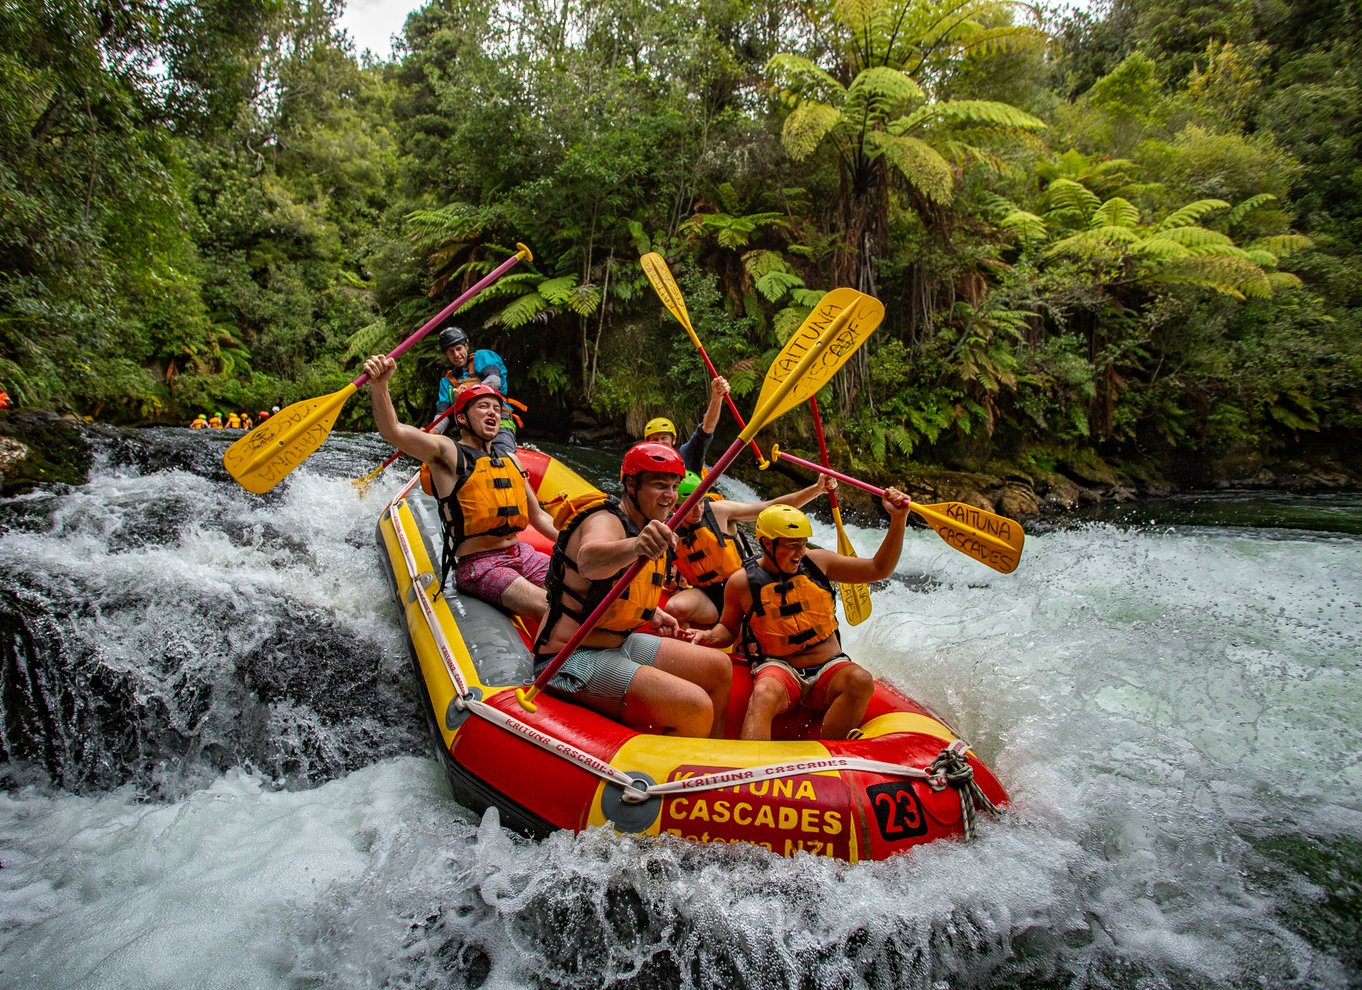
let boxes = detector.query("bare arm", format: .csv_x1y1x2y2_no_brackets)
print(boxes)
692,572,749,649
700,376,729,434
511,454,558,541
365,355,457,468
813,486,911,583
713,476,836,530
573,512,675,581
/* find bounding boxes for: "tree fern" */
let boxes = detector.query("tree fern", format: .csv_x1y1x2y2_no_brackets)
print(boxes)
343,320,389,362
765,54,843,103
1249,234,1312,257
894,99,1045,134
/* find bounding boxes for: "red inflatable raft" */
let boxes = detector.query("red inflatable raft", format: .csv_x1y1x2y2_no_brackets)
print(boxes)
375,448,1007,861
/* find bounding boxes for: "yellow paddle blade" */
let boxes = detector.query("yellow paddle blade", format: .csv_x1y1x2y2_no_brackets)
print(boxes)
754,288,883,429
640,252,701,343
222,384,357,494
832,505,872,625
912,502,1023,574
918,501,1025,553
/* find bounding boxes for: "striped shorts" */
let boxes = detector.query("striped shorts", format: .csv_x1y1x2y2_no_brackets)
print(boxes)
536,633,664,720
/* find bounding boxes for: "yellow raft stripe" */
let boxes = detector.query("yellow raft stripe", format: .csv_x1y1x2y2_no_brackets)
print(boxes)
858,711,958,745
380,502,487,754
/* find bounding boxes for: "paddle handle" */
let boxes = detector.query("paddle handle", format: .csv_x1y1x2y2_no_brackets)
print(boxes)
808,396,842,512
771,446,905,507
350,245,531,390
518,436,745,708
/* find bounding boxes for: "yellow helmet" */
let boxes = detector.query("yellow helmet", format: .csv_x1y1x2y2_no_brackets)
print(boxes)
755,504,812,541
643,416,677,439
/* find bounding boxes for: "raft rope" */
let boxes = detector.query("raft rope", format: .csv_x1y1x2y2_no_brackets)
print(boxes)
926,741,1004,842
386,486,1002,840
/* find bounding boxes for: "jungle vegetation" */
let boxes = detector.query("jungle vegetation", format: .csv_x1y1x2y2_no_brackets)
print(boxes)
2,0,1359,486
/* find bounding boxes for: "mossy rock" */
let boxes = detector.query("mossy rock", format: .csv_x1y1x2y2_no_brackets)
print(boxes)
0,411,92,495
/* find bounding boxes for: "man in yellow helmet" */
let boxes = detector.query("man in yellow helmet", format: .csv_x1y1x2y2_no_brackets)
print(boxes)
644,376,728,475
694,493,910,740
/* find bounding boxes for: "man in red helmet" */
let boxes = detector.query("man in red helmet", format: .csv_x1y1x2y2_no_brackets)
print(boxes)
533,442,732,737
364,354,558,617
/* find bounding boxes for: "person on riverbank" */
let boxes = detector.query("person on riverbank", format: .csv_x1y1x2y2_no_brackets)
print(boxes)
533,442,732,737
0,387,10,410
434,324,518,457
645,376,729,475
189,413,208,429
364,354,558,618
667,471,839,629
694,495,910,740
208,412,223,429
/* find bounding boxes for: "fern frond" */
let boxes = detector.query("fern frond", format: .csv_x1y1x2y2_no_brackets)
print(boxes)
1249,234,1312,257
765,54,845,103
999,210,1047,241
1151,226,1233,249
892,99,1044,135
536,276,580,306
1045,232,1127,259
782,101,843,161
1090,197,1141,229
343,320,389,362
1043,178,1101,216
1148,255,1272,299
755,270,805,302
1267,271,1304,291
866,131,954,203
1086,224,1141,246
1154,199,1229,232
490,293,549,329
1131,237,1190,261
846,66,924,123
956,25,1050,60
743,249,791,280
1226,193,1276,227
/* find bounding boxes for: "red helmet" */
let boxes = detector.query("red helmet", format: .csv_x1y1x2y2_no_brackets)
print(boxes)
453,383,504,417
620,441,685,481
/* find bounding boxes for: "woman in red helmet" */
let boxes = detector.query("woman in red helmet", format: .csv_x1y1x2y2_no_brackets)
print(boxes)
364,354,558,617
533,442,732,737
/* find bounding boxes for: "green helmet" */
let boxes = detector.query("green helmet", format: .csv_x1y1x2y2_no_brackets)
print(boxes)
677,471,702,499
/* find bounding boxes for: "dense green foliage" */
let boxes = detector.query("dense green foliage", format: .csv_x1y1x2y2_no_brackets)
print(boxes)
2,0,1358,482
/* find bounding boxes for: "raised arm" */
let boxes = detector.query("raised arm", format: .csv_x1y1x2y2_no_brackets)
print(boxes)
573,511,675,581
700,375,728,434
814,486,912,584
365,355,455,466
713,476,836,530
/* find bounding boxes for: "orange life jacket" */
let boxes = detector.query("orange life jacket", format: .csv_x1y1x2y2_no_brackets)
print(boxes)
675,501,745,588
741,556,840,660
535,495,666,646
435,444,529,583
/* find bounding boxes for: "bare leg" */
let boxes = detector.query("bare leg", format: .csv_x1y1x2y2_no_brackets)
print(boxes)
499,576,548,618
819,664,874,740
621,666,712,736
740,677,794,741
664,588,719,629
650,640,732,738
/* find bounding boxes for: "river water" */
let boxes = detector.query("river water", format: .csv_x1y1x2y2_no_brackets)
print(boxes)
1,426,1358,990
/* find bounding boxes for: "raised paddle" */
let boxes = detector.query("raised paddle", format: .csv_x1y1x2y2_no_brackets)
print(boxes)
766,446,1025,574
224,244,533,494
516,287,885,712
809,395,872,625
640,251,768,465
351,403,459,494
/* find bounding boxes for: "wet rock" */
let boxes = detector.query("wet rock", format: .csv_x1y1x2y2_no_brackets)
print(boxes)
1039,473,1082,511
997,482,1040,520
0,411,92,495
